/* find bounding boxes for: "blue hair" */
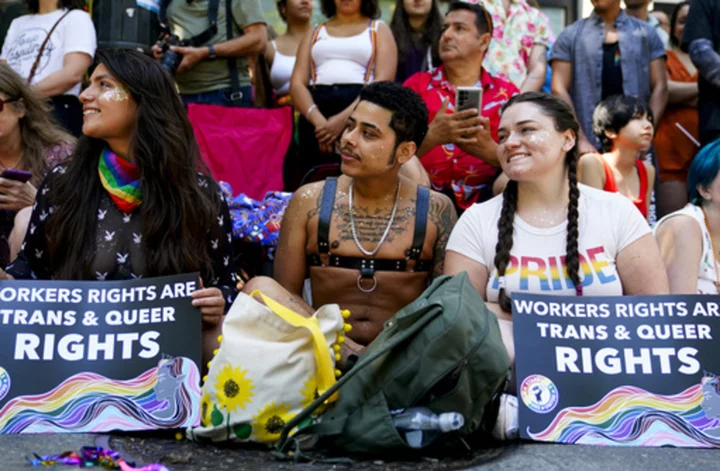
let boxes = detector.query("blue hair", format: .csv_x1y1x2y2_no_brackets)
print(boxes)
688,139,720,205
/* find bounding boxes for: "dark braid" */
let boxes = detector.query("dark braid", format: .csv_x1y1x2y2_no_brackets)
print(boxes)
495,92,584,310
565,150,582,294
494,180,518,312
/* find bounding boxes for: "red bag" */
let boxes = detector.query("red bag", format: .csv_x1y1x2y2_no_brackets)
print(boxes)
188,104,293,200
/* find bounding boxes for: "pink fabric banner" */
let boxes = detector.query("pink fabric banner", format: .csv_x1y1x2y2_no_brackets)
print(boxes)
188,104,292,199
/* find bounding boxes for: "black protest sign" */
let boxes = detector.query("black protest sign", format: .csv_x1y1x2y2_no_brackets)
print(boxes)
513,293,720,447
0,273,202,433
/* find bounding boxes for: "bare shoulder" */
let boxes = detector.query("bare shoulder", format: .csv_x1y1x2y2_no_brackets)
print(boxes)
288,181,327,220
428,190,458,231
656,213,701,241
429,189,454,209
578,153,605,186
578,152,604,173
375,20,392,34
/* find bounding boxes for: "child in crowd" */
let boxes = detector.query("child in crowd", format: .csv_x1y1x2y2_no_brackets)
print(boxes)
579,95,656,220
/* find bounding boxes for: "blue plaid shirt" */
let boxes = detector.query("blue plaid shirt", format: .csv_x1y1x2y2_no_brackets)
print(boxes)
550,11,666,151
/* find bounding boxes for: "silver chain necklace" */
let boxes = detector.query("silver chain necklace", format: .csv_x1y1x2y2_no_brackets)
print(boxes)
349,178,401,257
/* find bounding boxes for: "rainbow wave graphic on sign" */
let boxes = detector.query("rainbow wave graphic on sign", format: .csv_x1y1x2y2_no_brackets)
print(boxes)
0,356,200,434
529,376,720,447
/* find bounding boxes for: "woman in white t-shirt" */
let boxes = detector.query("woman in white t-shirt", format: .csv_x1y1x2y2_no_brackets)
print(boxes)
444,92,669,364
655,138,720,295
1,0,96,136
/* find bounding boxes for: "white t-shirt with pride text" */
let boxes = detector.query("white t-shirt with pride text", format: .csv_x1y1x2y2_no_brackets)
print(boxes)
447,184,651,301
1,9,96,96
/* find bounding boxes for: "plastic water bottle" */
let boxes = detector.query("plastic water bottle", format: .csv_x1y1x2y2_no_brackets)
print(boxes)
391,407,464,448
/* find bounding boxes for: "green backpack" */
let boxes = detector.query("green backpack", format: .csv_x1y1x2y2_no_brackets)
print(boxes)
277,272,512,455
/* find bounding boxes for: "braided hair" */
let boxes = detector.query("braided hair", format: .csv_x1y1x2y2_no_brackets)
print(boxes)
494,92,582,312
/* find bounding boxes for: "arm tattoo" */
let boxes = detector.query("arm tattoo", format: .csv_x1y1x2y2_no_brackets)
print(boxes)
306,191,323,220
429,195,458,278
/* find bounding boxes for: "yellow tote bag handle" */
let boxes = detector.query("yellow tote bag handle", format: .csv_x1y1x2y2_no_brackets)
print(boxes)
250,290,339,403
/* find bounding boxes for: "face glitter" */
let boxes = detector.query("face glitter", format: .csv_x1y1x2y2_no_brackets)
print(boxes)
100,87,130,103
526,130,550,145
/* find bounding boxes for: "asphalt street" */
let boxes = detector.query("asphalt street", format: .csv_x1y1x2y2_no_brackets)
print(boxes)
2,433,718,471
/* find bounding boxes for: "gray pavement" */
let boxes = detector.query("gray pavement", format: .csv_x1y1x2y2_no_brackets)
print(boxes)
2,434,719,471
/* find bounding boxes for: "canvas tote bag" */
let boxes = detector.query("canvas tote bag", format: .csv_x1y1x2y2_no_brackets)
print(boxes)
187,290,349,444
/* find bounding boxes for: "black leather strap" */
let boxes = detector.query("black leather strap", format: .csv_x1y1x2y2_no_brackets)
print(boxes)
159,0,219,47
224,0,242,102
307,254,432,273
409,186,429,261
317,177,338,254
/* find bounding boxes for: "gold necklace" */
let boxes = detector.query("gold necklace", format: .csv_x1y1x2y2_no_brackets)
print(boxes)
701,206,720,294
0,154,22,171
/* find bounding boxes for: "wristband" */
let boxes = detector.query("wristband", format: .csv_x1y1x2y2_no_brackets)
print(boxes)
305,104,317,120
207,45,217,60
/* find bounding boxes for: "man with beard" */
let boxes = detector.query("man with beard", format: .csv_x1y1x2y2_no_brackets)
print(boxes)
243,81,457,367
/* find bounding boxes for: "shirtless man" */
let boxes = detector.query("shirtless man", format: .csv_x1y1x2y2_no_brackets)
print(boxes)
244,81,457,364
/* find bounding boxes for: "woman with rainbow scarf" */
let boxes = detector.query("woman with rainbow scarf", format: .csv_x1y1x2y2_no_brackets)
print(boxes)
0,50,237,369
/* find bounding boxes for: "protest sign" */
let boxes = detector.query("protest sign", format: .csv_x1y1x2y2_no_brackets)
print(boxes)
513,293,720,447
0,273,202,434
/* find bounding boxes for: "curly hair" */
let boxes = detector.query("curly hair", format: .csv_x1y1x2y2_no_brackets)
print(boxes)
358,81,429,149
320,0,379,19
494,92,582,311
0,62,74,186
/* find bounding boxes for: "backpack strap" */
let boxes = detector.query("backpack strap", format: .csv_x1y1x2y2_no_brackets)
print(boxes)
363,20,378,84
276,277,453,451
224,0,244,104
159,0,219,47
308,23,324,84
317,177,338,255
409,186,429,262
27,10,71,84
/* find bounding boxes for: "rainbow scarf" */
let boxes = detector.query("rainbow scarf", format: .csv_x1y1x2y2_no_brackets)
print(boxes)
98,148,142,213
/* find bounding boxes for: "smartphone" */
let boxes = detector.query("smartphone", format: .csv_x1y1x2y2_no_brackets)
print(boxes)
456,87,483,113
1,169,32,183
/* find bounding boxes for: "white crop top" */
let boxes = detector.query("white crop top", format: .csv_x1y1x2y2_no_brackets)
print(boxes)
269,40,295,97
310,21,379,85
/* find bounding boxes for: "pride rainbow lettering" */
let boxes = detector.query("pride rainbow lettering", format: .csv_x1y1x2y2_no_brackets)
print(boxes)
491,246,616,291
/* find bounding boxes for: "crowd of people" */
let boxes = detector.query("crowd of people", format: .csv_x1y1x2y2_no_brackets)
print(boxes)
0,0,719,443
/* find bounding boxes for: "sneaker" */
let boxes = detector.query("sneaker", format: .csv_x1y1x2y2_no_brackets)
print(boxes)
492,393,519,440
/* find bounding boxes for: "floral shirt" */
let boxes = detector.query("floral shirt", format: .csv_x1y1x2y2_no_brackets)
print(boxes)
5,167,238,309
404,66,518,209
477,0,552,90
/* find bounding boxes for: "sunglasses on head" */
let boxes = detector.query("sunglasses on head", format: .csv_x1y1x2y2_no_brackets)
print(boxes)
0,96,20,112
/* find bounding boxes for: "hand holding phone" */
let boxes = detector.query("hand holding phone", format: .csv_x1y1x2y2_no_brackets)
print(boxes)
0,169,32,183
0,169,36,211
456,87,483,114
